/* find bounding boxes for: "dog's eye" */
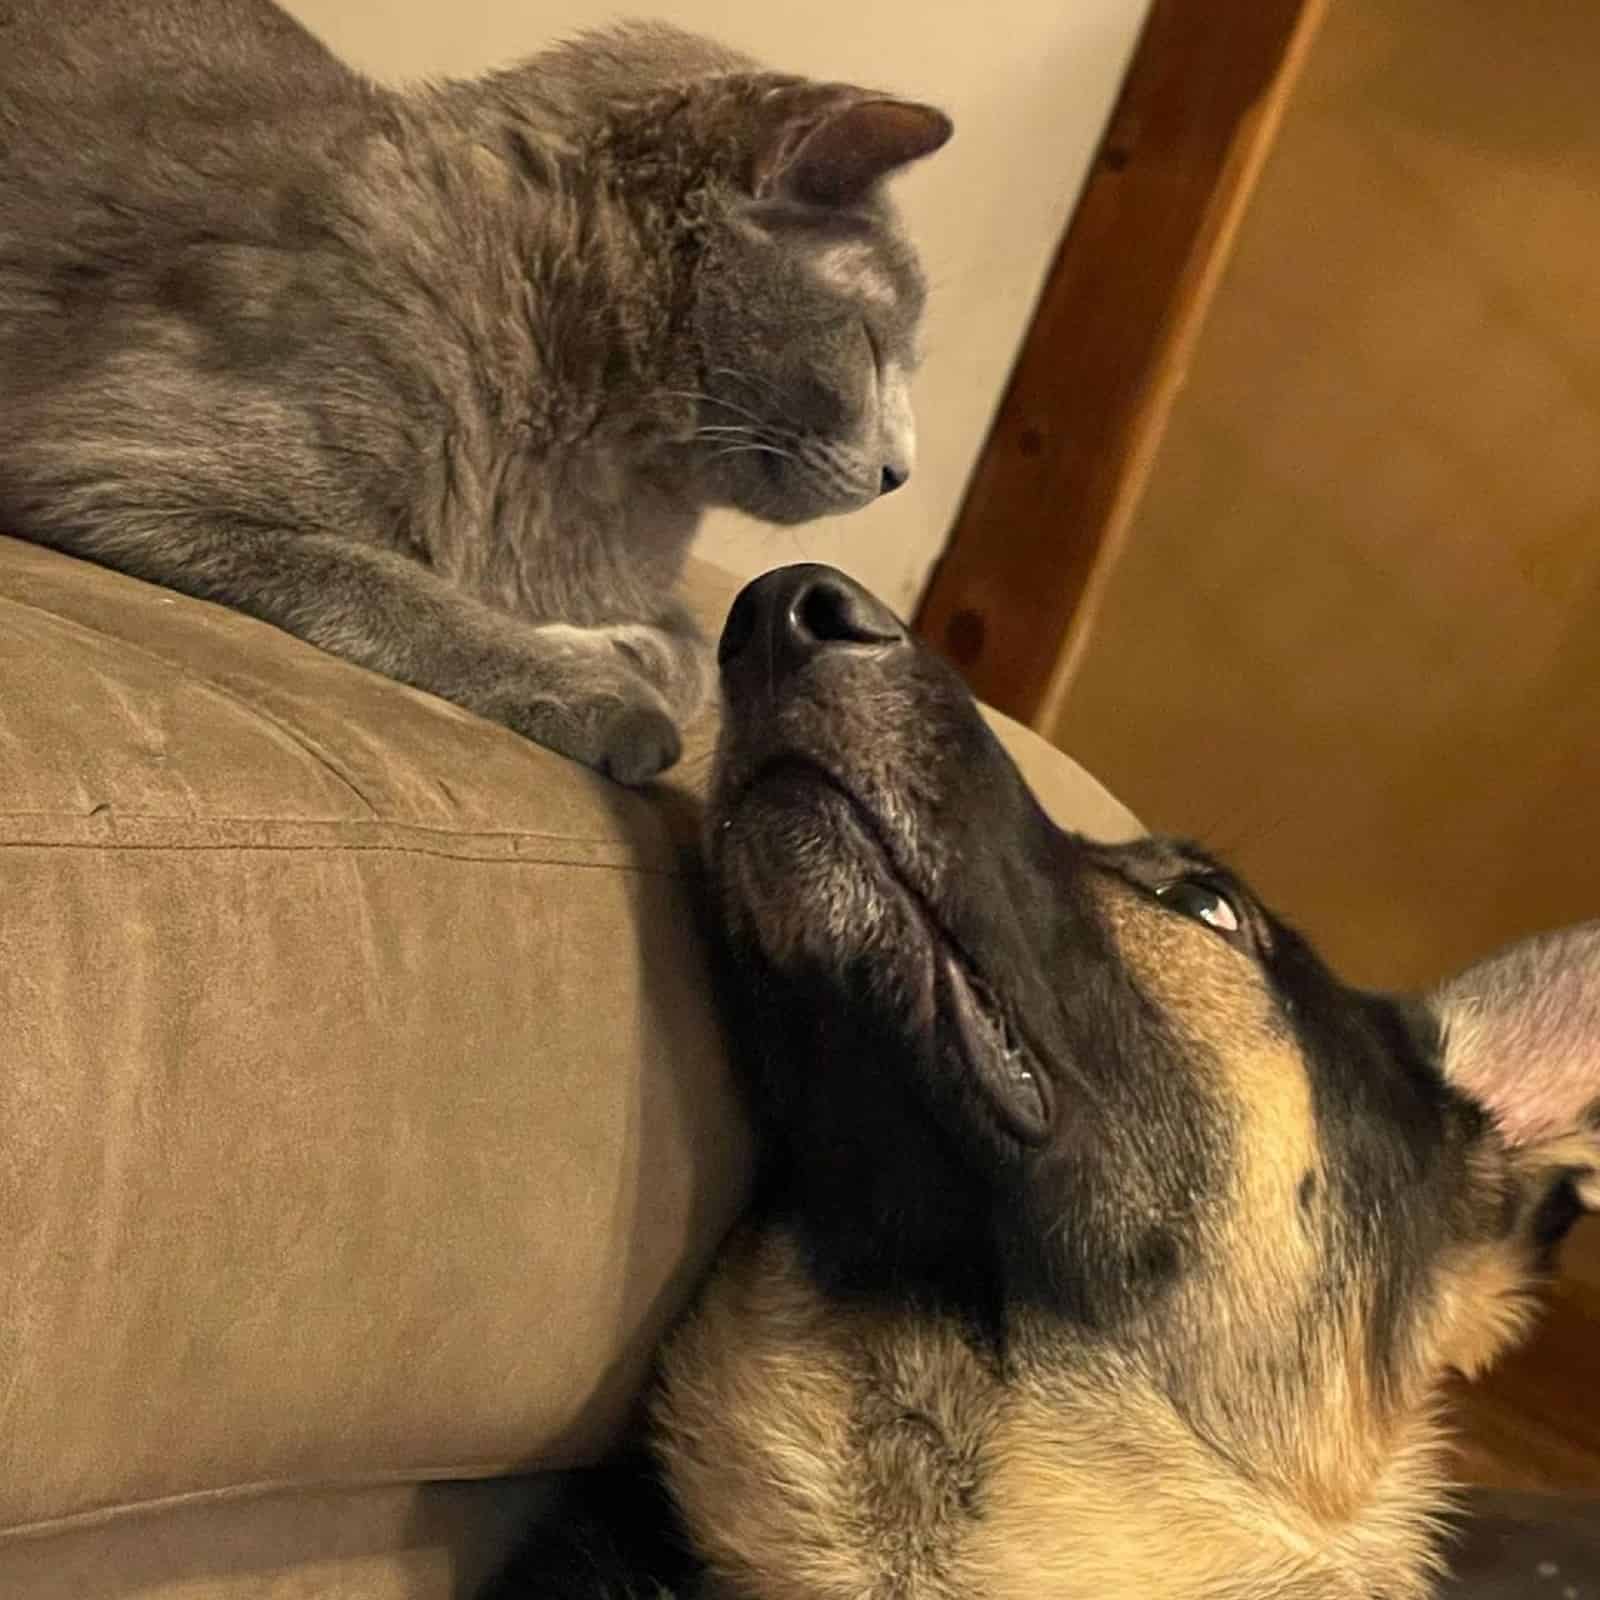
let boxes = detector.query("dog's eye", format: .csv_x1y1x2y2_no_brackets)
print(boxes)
1156,878,1243,937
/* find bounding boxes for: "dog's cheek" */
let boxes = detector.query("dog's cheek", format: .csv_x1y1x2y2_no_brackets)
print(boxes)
1428,1241,1545,1380
1426,1138,1588,1382
719,811,909,978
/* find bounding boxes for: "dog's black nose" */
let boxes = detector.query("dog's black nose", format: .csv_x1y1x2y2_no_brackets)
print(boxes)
718,564,908,673
879,464,908,495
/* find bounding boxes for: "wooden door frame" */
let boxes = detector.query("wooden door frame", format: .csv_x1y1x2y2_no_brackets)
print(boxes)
913,0,1327,731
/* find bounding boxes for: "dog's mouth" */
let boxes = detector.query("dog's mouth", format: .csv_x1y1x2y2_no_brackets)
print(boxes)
939,949,1052,1146
724,756,1054,1146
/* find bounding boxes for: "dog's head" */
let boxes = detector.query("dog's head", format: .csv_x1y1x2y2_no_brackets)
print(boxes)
707,563,1599,1445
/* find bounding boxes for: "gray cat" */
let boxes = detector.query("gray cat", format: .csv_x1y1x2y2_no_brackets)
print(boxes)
0,0,950,781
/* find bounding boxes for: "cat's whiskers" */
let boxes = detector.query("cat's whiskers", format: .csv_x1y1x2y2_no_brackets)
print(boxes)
662,389,767,426
709,443,797,464
706,365,787,405
667,389,806,448
800,440,863,494
692,423,807,466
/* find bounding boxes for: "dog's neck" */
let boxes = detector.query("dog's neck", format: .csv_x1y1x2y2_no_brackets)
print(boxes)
654,1227,1450,1600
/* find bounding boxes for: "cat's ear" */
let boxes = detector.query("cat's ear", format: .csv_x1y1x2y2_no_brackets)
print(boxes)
1431,921,1600,1217
752,88,952,210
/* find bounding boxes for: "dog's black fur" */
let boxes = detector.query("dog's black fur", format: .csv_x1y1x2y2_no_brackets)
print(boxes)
487,566,1600,1600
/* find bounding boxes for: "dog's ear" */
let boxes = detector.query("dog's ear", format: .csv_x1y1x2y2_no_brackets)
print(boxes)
1431,921,1600,1230
1420,923,1599,1378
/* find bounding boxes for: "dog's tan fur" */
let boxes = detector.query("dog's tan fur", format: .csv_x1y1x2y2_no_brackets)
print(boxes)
659,1227,1458,1600
655,879,1592,1600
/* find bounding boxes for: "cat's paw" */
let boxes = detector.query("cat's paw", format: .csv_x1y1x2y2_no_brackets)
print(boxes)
486,676,683,785
603,623,709,723
595,703,682,786
470,625,693,783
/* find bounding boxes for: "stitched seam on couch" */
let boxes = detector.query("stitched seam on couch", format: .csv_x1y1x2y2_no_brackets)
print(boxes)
0,1459,553,1544
0,813,694,874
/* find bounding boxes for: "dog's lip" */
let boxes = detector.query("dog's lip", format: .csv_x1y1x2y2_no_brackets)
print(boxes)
723,752,1055,1147
940,954,1053,1146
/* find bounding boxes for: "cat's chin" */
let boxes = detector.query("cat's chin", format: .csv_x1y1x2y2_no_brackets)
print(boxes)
699,444,881,526
720,481,881,527
759,499,874,527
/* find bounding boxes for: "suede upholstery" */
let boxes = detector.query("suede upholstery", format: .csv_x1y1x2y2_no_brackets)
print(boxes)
0,537,1139,1595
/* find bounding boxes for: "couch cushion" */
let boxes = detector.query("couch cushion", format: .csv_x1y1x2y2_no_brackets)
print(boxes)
0,536,1139,1542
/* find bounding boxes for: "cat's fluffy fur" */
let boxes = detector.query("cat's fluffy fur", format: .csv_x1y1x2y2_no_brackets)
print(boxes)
0,0,950,781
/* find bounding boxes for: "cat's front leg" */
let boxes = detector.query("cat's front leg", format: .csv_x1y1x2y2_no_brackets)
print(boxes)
12,516,694,783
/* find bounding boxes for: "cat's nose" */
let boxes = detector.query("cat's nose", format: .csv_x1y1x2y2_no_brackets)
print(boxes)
879,464,909,495
719,564,907,678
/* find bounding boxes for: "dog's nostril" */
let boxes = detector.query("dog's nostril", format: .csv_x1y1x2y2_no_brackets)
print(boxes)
791,577,905,648
721,566,907,674
880,464,908,495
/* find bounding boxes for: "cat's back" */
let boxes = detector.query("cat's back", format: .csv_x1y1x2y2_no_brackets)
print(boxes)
0,0,394,336
0,0,360,123
0,0,381,214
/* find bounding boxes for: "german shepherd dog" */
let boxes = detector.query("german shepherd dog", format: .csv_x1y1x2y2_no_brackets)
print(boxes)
490,565,1600,1600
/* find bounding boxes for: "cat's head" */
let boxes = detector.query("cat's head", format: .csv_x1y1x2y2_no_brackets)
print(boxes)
561,26,952,525
685,83,950,525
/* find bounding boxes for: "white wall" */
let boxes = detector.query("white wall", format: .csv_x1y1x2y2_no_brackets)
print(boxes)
281,0,1151,616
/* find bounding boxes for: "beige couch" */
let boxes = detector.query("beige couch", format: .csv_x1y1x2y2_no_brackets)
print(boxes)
0,536,1138,1597
1,535,1589,1597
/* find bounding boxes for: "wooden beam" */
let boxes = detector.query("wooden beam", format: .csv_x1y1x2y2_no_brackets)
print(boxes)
914,0,1326,729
